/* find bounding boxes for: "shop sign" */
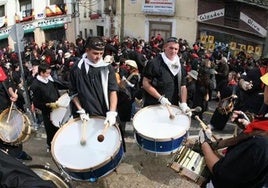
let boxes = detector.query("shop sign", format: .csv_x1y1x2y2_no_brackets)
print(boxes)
240,12,267,36
142,0,175,16
197,9,224,22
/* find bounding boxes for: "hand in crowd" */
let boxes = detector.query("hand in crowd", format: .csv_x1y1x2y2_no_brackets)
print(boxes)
230,110,250,129
240,80,253,91
104,111,118,126
179,102,192,117
158,96,171,106
77,108,90,122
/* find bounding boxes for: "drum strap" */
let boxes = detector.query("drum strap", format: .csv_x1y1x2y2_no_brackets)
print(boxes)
100,67,109,110
177,69,182,101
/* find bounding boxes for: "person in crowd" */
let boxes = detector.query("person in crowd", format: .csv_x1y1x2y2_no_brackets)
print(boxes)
69,36,125,151
142,37,192,116
0,65,32,160
186,69,198,109
30,63,60,152
210,71,239,130
214,56,229,87
117,59,141,129
199,72,268,188
237,56,268,114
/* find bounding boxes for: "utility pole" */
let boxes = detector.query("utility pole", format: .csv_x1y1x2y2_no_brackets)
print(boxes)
120,0,125,42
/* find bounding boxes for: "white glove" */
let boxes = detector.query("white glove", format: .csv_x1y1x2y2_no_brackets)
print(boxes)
179,102,192,117
240,80,253,91
104,111,118,126
77,108,90,122
198,129,212,144
158,96,171,106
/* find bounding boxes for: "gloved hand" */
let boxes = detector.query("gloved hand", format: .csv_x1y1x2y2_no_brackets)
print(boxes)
240,80,253,91
104,111,118,126
158,96,171,106
77,108,90,122
198,128,212,144
46,102,59,110
179,102,192,117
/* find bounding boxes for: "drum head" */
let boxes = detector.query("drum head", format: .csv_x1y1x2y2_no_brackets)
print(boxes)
51,118,122,171
29,165,71,188
0,108,25,143
133,105,190,141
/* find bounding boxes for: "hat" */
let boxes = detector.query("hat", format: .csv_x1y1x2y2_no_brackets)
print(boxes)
260,73,268,86
64,52,71,59
187,70,198,80
125,60,138,69
103,55,114,63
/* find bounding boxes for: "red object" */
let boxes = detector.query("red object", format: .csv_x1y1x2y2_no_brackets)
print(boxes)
243,120,268,133
0,67,7,81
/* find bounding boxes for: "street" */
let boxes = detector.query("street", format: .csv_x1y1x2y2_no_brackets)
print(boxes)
22,99,236,188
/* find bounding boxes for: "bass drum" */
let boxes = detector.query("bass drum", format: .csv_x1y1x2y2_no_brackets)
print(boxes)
133,105,190,155
29,165,72,188
0,108,31,145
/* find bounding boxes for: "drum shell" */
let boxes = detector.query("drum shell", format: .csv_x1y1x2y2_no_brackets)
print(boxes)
29,165,72,188
51,117,124,182
133,105,190,155
0,108,31,145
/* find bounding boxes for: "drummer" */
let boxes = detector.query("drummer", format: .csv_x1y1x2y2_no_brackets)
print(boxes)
0,65,32,160
142,37,192,116
69,36,126,151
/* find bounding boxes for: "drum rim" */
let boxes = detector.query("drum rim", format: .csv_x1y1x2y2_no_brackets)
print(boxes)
0,108,29,144
28,164,71,188
133,104,190,140
51,117,123,172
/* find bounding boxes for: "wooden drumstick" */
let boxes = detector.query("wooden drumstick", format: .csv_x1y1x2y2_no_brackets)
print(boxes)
195,115,218,141
97,122,110,142
80,120,87,146
6,89,17,123
166,104,175,119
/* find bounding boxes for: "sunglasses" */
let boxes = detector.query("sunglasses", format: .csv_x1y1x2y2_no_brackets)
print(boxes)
166,37,179,44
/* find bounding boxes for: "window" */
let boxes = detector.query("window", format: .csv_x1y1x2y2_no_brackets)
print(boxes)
0,5,4,17
224,2,240,28
50,0,64,4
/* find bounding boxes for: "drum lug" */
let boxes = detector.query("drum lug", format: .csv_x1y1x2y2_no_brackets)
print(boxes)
44,163,51,169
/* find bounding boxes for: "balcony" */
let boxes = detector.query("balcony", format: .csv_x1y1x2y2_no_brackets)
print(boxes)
16,9,34,23
46,3,66,17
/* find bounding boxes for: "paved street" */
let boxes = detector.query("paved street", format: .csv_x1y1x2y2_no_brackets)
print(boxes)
22,99,236,188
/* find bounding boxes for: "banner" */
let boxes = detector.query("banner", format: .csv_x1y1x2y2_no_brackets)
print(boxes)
142,0,175,16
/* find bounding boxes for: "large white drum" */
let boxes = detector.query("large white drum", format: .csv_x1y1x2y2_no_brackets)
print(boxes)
51,117,124,182
133,105,190,155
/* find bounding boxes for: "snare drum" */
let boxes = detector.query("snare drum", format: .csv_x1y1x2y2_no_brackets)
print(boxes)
170,145,210,186
50,93,71,127
133,105,190,155
29,165,71,188
51,117,124,182
0,108,31,145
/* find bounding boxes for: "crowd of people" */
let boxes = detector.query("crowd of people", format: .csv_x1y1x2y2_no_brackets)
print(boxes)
0,33,267,187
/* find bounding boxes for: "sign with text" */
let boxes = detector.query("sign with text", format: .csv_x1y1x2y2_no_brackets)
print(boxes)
142,0,175,16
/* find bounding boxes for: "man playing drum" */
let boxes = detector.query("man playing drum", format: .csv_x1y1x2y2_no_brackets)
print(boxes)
142,37,192,116
69,36,125,150
199,72,268,187
0,65,32,160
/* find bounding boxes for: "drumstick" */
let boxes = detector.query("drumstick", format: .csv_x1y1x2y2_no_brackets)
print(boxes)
80,120,87,146
6,89,17,123
195,115,218,141
166,104,175,119
97,122,110,142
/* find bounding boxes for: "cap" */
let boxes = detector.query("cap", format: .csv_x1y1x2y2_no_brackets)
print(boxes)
260,72,268,86
187,70,198,80
166,37,179,44
103,55,114,63
64,52,71,59
125,60,138,69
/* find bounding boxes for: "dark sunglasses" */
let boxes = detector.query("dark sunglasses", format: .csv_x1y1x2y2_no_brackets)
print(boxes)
166,37,179,44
